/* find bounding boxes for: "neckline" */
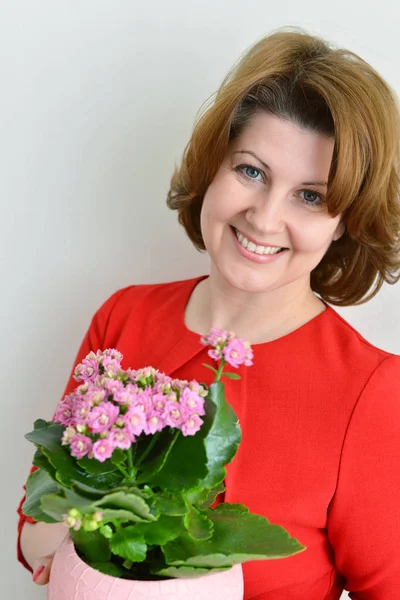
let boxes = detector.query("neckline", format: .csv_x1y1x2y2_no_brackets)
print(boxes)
180,274,333,349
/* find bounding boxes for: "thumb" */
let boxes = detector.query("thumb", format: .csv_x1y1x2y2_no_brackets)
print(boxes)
33,555,54,585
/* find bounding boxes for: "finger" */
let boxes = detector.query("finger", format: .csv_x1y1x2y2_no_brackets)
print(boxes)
33,556,53,585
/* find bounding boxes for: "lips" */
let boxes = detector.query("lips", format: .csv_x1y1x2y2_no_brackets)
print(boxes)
231,226,287,250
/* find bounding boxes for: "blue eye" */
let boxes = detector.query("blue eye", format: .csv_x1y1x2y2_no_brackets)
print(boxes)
236,164,263,181
298,190,324,207
235,164,325,208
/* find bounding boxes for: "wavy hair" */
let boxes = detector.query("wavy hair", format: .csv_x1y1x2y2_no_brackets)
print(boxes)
166,27,400,305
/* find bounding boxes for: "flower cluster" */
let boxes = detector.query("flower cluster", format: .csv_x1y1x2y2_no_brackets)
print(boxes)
200,328,254,367
53,349,207,462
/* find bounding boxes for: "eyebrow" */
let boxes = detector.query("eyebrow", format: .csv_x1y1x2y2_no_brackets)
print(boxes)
233,150,328,188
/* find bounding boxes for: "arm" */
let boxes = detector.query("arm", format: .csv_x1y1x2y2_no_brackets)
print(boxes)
327,355,400,599
17,287,129,574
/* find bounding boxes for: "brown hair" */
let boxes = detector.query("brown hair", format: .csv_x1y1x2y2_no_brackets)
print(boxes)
166,27,400,306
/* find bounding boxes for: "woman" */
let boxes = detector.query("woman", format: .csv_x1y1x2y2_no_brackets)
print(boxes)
18,27,400,599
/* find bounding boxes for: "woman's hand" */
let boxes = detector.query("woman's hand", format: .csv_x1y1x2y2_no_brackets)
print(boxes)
20,521,69,583
33,555,54,585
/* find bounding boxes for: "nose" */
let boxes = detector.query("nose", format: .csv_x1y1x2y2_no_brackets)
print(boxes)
245,187,287,235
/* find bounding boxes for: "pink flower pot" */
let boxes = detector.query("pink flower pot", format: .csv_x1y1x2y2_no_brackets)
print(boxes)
48,535,244,600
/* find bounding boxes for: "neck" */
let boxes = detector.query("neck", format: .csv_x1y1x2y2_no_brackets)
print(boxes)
185,270,325,345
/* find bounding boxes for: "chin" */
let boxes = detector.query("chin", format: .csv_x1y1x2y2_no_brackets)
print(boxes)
216,262,277,294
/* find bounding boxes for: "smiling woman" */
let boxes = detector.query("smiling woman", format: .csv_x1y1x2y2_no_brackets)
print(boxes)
18,25,400,600
167,28,400,307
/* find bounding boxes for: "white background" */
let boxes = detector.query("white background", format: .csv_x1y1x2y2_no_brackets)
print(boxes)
2,1,400,598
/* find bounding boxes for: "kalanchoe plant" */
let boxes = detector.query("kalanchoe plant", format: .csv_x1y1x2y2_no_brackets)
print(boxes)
23,329,306,580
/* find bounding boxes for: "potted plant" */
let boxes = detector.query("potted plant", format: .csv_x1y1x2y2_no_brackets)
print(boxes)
22,329,305,599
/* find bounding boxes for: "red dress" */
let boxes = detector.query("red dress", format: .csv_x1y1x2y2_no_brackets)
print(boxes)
17,275,400,599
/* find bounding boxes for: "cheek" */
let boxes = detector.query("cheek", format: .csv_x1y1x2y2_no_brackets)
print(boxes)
290,218,340,253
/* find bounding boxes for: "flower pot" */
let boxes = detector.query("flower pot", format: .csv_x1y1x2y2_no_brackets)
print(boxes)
48,535,244,600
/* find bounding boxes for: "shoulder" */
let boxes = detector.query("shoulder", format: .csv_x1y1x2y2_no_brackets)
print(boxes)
93,275,204,333
322,304,397,366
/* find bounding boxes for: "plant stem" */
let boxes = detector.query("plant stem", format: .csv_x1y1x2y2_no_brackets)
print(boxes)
214,359,226,383
115,463,130,479
127,445,136,481
136,431,161,467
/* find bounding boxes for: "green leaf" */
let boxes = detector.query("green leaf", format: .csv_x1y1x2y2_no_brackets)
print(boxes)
32,447,57,479
87,562,126,577
135,429,181,484
184,507,213,540
110,527,147,562
22,469,60,523
71,528,111,563
133,515,184,546
64,487,98,510
154,493,188,516
186,481,225,508
202,363,218,374
199,382,242,489
77,456,118,474
199,481,226,508
40,494,70,521
222,372,241,380
111,448,127,467
153,565,229,578
25,421,65,446
100,509,140,523
99,524,113,539
163,503,306,567
142,431,208,492
94,491,156,521
25,422,122,490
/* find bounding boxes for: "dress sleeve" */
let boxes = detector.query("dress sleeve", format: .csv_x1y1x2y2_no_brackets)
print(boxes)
16,288,128,572
327,354,400,599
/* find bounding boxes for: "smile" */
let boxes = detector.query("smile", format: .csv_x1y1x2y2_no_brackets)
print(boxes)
232,227,286,255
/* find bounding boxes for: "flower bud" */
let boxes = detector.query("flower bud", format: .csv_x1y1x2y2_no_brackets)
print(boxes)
83,519,99,532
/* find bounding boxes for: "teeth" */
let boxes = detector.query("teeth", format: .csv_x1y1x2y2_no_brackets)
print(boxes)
234,228,284,255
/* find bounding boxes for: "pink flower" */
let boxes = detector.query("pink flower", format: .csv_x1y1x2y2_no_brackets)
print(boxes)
109,428,131,450
102,357,121,378
181,413,203,436
124,405,146,437
144,412,165,435
208,348,223,361
113,387,136,405
163,400,186,428
104,379,124,396
179,388,205,416
201,328,254,368
131,389,153,416
201,328,229,347
223,339,253,367
88,402,119,433
152,392,167,415
98,348,123,362
72,399,91,425
92,438,114,462
76,383,89,395
166,391,178,402
222,339,247,368
189,381,208,397
69,434,92,459
75,358,99,383
86,388,107,406
54,398,75,426
61,426,76,446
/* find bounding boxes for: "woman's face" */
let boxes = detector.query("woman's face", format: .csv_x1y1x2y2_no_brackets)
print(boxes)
200,111,344,295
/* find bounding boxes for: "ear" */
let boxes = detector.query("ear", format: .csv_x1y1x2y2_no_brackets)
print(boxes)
332,219,346,242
